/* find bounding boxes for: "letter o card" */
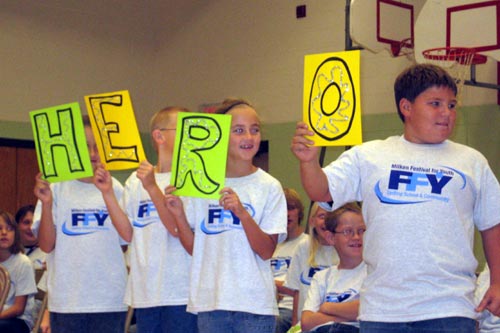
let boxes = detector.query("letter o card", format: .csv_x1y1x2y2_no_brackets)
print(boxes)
171,112,231,199
303,50,362,146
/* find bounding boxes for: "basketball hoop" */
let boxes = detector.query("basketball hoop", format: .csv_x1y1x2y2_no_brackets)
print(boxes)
391,38,414,60
422,47,487,103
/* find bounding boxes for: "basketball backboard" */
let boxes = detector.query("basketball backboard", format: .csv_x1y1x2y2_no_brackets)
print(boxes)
414,0,500,63
350,0,426,56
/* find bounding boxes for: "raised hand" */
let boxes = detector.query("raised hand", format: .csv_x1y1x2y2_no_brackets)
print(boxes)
219,187,246,218
34,173,52,204
136,160,156,191
93,163,113,194
290,121,320,163
164,185,184,218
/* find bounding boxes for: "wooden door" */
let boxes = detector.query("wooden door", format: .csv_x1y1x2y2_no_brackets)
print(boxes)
0,147,17,214
0,140,38,215
16,147,39,208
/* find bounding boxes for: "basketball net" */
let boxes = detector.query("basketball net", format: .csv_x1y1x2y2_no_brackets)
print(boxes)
422,47,477,104
391,38,414,62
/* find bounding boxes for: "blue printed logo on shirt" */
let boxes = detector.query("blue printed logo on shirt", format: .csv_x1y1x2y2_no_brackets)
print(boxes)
325,288,358,303
133,201,159,228
374,164,466,205
62,209,110,236
271,257,291,276
300,265,329,286
200,203,255,235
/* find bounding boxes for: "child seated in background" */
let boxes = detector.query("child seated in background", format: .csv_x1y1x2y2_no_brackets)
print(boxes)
301,202,366,333
272,188,308,333
0,210,37,333
283,202,339,325
15,205,46,270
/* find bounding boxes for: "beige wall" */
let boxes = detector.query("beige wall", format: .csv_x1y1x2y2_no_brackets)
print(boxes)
3,0,497,130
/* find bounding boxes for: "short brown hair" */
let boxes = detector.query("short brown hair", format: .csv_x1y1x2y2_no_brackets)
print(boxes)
284,188,304,223
324,202,362,232
214,98,254,115
149,106,190,151
394,64,457,122
0,209,24,254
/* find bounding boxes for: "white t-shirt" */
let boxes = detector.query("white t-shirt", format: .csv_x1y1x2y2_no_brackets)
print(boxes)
1,253,37,329
33,179,128,313
322,136,500,322
283,236,339,320
303,262,367,330
184,168,287,315
272,232,308,310
122,171,191,308
25,246,46,270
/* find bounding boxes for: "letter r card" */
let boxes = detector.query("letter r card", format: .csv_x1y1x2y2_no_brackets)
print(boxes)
171,112,231,199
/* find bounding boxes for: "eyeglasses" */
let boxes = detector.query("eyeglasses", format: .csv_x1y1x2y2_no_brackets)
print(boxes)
333,228,366,238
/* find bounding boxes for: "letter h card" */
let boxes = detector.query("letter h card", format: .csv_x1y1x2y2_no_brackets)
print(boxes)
30,102,93,182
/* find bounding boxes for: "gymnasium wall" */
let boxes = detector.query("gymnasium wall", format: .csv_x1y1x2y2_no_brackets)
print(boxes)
1,0,498,268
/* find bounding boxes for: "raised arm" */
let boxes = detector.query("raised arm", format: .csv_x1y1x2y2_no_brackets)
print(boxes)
220,187,277,260
164,185,194,255
94,164,133,242
477,223,500,316
290,122,331,202
33,173,56,253
136,160,178,237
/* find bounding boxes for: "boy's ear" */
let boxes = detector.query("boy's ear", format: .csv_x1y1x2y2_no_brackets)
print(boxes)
399,98,411,118
325,230,335,246
152,129,164,144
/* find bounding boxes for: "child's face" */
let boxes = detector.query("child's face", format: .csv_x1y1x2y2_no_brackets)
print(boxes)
0,217,15,251
18,212,37,247
286,204,301,233
227,105,261,163
159,112,178,155
310,207,329,245
401,86,457,144
85,126,101,168
330,211,365,260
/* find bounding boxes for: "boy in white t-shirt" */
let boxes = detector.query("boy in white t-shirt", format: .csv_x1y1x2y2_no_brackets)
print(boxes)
301,203,366,333
33,116,127,333
94,106,197,333
291,64,500,333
